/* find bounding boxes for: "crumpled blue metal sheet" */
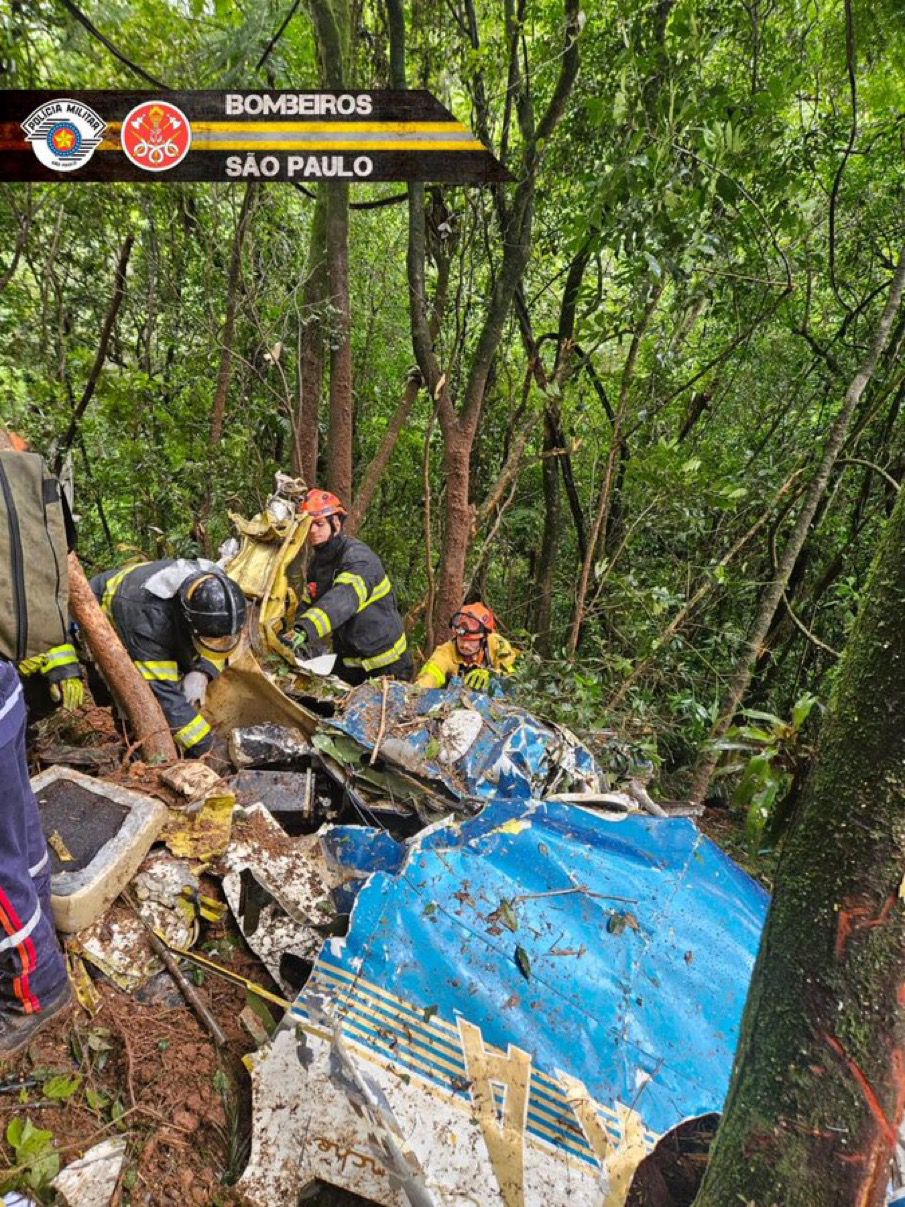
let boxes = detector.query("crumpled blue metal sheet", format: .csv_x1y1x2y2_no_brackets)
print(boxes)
295,799,768,1154
320,824,405,878
330,680,602,802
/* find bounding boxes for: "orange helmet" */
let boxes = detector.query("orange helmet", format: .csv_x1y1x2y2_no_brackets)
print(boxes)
300,489,347,519
0,429,30,452
450,602,496,636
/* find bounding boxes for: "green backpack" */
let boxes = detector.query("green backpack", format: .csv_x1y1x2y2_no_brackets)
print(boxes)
0,451,72,662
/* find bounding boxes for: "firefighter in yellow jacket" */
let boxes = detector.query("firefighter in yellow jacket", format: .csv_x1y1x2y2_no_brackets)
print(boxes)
416,603,517,692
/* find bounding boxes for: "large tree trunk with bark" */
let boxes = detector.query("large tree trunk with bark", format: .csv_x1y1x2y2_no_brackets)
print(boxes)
435,425,474,632
693,428,905,1207
67,554,177,763
309,0,353,500
690,245,905,803
325,180,353,501
400,1,581,639
296,195,329,483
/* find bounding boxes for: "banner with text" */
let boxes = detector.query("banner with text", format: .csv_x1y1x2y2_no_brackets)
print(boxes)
0,90,510,184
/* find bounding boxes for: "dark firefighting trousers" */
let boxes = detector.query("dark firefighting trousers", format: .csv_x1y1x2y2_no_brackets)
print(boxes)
0,662,67,1013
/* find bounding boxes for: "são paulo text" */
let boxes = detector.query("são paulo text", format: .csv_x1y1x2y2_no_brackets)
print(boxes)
225,153,374,178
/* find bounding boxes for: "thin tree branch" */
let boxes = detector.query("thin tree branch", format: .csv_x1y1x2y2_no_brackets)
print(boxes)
256,0,304,69
828,0,858,313
55,234,135,469
837,457,900,493
57,0,169,88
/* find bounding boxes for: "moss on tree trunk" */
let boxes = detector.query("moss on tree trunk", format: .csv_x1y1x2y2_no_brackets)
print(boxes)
694,457,905,1207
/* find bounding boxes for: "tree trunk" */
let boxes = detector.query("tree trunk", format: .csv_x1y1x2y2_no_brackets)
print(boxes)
690,245,905,803
568,279,664,655
347,369,421,534
535,408,561,652
693,424,905,1207
296,194,329,483
399,0,581,640
309,0,353,499
325,180,353,501
67,553,177,763
209,184,255,449
434,423,473,634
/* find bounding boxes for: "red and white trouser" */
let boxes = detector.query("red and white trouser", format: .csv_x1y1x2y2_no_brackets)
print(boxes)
0,661,66,1013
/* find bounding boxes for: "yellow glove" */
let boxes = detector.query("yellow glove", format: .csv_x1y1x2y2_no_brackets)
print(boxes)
49,678,85,711
464,666,491,692
18,655,47,676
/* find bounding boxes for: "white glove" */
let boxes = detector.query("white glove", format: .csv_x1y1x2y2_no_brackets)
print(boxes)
182,671,209,708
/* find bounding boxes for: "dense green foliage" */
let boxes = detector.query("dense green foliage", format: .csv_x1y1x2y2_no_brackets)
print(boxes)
2,0,904,805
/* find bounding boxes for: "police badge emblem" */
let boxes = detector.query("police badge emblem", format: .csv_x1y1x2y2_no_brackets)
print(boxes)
21,98,107,172
122,100,192,172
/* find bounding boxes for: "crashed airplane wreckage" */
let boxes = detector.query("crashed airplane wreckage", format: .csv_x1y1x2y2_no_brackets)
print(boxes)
200,672,769,1207
32,483,768,1205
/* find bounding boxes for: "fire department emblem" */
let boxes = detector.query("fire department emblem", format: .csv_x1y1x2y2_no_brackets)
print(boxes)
122,100,191,172
21,99,106,172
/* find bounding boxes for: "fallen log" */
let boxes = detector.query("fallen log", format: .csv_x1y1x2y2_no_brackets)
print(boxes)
67,552,177,763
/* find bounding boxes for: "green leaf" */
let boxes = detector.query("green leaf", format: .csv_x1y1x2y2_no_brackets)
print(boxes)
6,1115,59,1190
243,991,277,1037
498,900,519,932
25,1149,59,1190
312,732,366,766
739,708,785,724
86,1087,109,1111
43,1073,82,1101
791,693,818,730
514,945,531,980
6,1117,25,1148
424,738,441,759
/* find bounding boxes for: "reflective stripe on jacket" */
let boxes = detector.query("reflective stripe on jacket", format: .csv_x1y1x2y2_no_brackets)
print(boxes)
89,559,219,756
297,535,406,669
416,633,518,689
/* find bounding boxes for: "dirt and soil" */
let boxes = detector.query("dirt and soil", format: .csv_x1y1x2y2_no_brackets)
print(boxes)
0,899,264,1205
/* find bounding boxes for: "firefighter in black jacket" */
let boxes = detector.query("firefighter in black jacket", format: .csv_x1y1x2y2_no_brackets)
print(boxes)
89,559,246,756
284,490,412,684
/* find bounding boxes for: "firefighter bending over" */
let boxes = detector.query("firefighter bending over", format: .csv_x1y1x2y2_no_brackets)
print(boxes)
416,603,517,692
89,559,246,756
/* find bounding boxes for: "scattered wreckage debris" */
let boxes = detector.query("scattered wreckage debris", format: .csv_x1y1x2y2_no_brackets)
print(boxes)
33,767,167,932
238,798,769,1207
228,723,310,769
218,804,338,992
52,1136,126,1206
13,674,771,1206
